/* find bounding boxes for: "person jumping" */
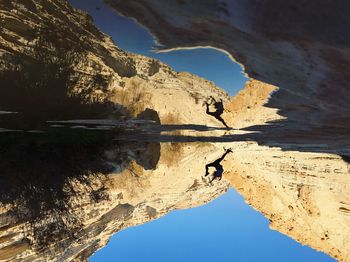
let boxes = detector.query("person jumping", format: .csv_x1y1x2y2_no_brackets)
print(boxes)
205,96,230,128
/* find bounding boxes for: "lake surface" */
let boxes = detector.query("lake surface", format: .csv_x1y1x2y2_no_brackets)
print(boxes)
64,1,333,261
0,1,339,261
0,126,334,261
90,189,333,262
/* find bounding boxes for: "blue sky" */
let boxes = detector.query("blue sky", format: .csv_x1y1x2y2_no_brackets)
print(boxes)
89,189,333,262
68,1,334,261
69,0,248,96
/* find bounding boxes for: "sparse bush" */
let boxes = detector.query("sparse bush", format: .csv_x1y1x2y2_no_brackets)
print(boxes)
189,91,201,104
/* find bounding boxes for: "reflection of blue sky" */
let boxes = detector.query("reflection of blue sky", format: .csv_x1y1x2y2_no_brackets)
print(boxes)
90,189,333,262
68,1,334,261
69,0,248,96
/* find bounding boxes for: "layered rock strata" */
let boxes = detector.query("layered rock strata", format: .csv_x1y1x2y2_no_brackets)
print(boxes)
106,0,350,151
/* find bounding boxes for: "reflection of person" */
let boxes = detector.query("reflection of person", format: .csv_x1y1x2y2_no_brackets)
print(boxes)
205,96,230,128
205,148,232,183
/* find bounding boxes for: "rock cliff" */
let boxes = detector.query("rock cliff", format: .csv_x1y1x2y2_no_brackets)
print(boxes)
1,1,350,262
0,140,229,261
222,142,350,261
105,0,350,153
0,0,228,127
98,1,350,260
0,1,230,261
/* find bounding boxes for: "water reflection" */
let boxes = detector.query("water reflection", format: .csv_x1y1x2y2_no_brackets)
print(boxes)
0,45,345,261
1,128,346,261
0,129,160,259
204,148,232,183
0,127,230,260
0,1,348,261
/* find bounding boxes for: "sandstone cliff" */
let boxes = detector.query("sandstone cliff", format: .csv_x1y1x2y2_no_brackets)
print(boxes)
0,1,232,261
105,0,350,153
222,79,283,129
0,0,229,128
1,1,350,262
102,1,350,260
0,140,229,261
222,142,350,261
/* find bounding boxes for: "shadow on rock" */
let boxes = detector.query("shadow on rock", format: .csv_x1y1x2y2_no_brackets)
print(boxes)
0,129,160,251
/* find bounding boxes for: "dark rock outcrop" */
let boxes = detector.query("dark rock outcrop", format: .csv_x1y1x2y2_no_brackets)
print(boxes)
105,0,350,155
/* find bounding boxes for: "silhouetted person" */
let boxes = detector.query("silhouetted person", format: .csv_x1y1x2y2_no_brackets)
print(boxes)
205,148,232,183
205,96,230,128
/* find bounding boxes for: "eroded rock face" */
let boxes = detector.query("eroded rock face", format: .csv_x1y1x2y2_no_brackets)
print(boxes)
222,142,350,261
1,1,350,262
102,1,350,260
0,0,229,128
105,0,350,151
0,141,229,261
0,1,231,260
114,71,229,126
222,79,283,129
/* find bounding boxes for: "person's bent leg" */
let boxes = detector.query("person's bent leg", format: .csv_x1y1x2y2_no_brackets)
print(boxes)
216,115,230,128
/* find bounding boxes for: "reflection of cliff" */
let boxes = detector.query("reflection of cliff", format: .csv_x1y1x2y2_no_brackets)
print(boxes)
1,1,350,261
0,140,228,261
95,5,350,259
0,129,161,260
222,142,350,261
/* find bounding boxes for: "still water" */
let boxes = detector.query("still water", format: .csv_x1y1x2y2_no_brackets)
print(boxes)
64,1,333,261
0,126,334,261
0,0,339,261
90,189,333,262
